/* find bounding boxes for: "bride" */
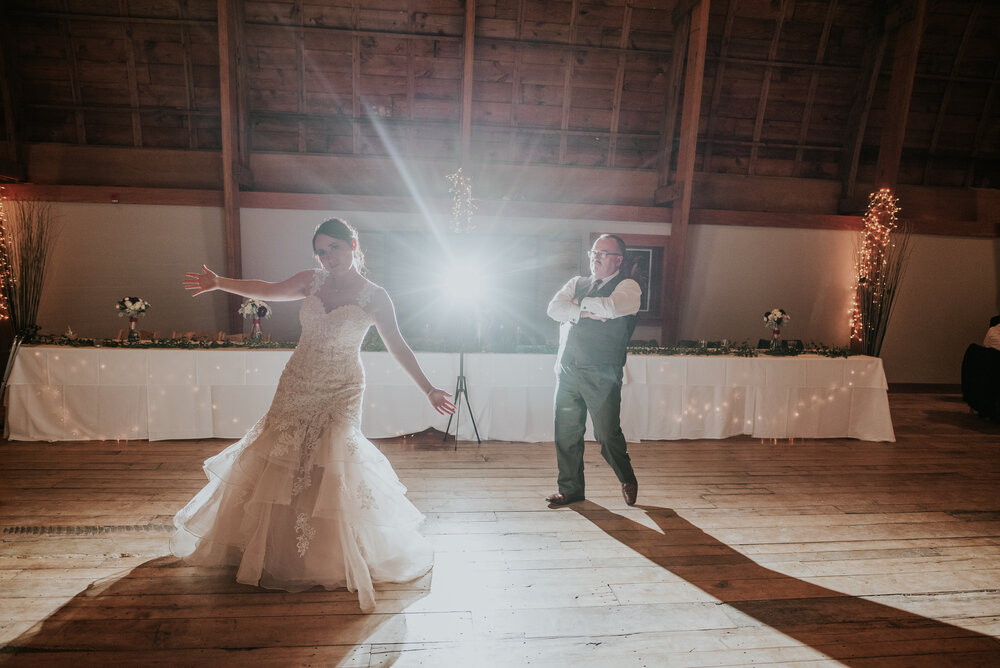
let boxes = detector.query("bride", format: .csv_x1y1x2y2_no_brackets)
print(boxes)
170,218,455,611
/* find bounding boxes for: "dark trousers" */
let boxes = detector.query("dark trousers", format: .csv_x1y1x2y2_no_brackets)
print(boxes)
553,364,636,497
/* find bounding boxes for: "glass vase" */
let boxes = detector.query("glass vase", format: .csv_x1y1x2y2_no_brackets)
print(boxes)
770,328,781,350
128,317,139,343
251,317,262,340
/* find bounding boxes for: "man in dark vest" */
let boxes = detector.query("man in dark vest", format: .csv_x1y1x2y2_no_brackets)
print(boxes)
545,234,641,507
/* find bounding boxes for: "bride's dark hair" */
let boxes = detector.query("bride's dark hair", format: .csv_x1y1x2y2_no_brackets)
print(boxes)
312,217,366,274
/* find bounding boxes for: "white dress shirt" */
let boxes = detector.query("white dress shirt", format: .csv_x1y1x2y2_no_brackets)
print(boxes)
547,271,642,324
984,323,1000,351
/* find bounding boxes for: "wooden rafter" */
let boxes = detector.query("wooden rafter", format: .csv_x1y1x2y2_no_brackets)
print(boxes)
748,0,792,176
59,0,86,144
665,0,710,344
557,0,579,165
965,60,1000,188
460,0,476,167
607,3,633,168
295,0,306,153
839,7,888,203
923,0,981,185
655,14,689,195
119,0,143,148
0,0,24,178
179,2,199,149
701,0,737,169
794,0,838,176
875,0,927,189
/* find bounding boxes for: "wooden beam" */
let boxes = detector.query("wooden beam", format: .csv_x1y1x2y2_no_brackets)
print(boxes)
665,0,710,344
59,1,86,145
557,1,578,165
748,0,792,176
965,60,1000,188
6,182,993,237
839,11,888,203
119,1,143,148
459,0,476,167
0,0,24,177
653,180,684,205
923,0,980,185
874,0,927,190
701,0,737,169
794,0,838,176
607,3,633,167
217,0,245,333
657,14,688,188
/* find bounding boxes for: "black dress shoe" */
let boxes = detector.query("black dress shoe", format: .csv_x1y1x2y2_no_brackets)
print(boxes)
622,480,638,506
546,492,584,506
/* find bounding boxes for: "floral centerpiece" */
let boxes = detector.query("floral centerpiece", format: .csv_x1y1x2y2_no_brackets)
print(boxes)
763,308,790,349
117,296,150,342
239,298,271,339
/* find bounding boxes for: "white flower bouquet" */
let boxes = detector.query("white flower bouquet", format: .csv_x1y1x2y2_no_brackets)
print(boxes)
763,308,790,329
238,298,271,319
116,296,150,318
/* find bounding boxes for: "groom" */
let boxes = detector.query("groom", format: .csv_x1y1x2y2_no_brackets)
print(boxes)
545,234,641,507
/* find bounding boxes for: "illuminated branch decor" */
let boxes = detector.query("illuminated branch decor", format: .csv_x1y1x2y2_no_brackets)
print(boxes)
1,191,60,397
446,167,476,233
849,188,910,357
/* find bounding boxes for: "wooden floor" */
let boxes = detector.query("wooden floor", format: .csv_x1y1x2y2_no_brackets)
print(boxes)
2,393,1000,667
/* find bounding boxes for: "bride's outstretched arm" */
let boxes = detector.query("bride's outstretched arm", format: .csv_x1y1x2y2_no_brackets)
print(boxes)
370,288,455,416
183,265,315,301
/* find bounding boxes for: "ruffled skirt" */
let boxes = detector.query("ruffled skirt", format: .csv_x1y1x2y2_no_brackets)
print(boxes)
170,415,433,611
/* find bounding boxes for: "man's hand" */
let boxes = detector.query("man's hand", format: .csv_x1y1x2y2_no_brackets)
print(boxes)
580,310,607,322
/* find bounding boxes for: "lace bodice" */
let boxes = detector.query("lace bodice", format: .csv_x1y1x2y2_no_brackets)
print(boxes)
262,270,378,462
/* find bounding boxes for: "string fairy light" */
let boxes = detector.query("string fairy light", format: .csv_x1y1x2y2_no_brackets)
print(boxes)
446,167,476,233
848,187,908,356
0,186,12,322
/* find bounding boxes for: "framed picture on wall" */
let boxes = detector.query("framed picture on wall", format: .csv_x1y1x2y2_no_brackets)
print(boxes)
590,233,669,324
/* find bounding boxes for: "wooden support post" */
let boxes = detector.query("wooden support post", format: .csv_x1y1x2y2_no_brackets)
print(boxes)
218,0,247,333
460,0,476,167
664,0,710,344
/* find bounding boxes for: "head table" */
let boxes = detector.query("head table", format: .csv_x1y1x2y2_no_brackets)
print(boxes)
4,347,894,443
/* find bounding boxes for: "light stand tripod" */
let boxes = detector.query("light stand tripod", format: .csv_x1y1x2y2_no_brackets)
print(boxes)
443,350,481,450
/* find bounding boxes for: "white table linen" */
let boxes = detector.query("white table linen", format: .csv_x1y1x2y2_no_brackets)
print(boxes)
4,347,894,442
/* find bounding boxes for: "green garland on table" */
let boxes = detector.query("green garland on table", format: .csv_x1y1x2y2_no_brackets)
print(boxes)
28,334,298,349
26,334,852,358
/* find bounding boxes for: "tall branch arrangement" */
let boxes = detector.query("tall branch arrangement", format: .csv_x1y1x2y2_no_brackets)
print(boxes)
849,188,910,357
0,193,59,338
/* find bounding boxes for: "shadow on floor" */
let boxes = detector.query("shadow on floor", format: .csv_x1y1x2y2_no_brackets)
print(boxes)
2,556,427,666
921,410,1000,434
573,501,1000,666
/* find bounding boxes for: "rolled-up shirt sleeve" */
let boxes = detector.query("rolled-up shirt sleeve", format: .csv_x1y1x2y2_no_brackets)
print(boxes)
547,276,583,323
580,278,641,319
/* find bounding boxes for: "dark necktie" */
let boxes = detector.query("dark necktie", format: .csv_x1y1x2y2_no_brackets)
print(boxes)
586,279,603,297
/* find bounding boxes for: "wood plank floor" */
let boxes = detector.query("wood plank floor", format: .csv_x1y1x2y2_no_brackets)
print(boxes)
2,393,1000,666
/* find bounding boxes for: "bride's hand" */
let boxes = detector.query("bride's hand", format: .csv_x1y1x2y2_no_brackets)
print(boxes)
184,265,220,296
427,388,456,415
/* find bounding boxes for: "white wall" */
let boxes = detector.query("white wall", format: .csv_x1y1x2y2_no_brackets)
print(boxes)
36,202,229,338
30,202,999,384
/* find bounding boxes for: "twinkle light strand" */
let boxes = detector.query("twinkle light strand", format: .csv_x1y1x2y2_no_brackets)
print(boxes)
848,187,909,356
446,167,476,233
0,186,12,323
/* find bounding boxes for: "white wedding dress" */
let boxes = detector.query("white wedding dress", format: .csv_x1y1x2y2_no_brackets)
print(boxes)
170,270,433,611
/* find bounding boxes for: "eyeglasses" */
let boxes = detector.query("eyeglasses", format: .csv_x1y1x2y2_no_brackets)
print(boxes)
587,250,623,260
